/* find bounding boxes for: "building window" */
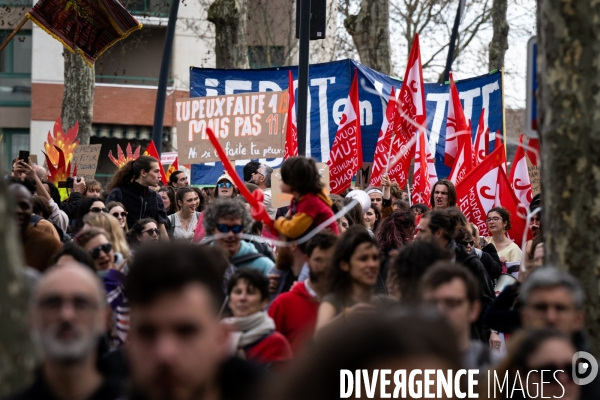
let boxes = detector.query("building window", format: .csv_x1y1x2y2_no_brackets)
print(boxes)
248,46,285,69
1,128,30,172
0,30,32,106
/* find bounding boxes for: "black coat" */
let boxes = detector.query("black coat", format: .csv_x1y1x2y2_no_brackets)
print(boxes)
105,182,168,228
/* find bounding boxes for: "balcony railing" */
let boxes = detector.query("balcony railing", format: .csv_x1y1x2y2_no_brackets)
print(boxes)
95,75,173,86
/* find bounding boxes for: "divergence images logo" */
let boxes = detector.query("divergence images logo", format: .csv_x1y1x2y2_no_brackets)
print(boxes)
573,352,598,386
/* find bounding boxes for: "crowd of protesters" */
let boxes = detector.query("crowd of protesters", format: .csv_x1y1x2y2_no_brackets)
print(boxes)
4,154,598,400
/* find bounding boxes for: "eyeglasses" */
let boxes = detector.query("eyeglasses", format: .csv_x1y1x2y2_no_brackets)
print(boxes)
461,240,475,247
89,243,113,260
252,171,264,177
90,207,108,213
216,224,244,234
38,295,99,314
112,211,128,218
143,228,161,236
217,181,233,189
486,217,501,223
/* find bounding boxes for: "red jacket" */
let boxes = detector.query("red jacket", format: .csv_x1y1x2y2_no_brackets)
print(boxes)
268,281,319,355
273,190,339,239
245,331,292,365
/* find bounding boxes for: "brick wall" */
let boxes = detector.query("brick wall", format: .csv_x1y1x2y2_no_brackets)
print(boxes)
31,83,188,126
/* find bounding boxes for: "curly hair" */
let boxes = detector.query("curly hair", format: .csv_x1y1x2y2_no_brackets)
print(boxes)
488,206,512,231
107,155,158,192
202,198,252,235
376,210,415,255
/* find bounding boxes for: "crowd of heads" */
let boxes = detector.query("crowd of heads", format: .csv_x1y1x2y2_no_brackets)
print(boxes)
7,153,591,400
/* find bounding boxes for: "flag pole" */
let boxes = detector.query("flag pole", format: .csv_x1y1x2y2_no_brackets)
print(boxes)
406,180,412,206
0,16,27,53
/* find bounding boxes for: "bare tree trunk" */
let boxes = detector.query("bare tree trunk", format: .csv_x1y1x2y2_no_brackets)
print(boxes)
208,0,249,69
62,50,95,145
538,0,600,353
488,0,508,71
344,0,392,75
0,181,34,395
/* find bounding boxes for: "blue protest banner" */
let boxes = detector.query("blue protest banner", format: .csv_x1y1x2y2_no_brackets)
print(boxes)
189,59,503,186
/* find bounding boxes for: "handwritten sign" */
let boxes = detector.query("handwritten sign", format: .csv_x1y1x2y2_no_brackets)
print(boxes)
176,90,288,164
72,144,102,181
526,156,540,196
271,163,330,208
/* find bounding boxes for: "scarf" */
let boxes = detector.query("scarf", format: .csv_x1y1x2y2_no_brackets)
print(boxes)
222,311,275,349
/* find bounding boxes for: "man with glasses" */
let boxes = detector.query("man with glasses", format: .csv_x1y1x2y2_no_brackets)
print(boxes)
520,267,600,398
5,262,123,399
420,262,501,371
202,198,274,274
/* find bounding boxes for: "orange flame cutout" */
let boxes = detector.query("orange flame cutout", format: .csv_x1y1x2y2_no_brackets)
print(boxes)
109,143,141,168
44,118,80,166
43,145,78,201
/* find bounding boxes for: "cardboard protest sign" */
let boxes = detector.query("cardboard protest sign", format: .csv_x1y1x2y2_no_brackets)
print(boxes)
271,163,330,209
176,90,288,164
72,144,102,181
526,156,541,196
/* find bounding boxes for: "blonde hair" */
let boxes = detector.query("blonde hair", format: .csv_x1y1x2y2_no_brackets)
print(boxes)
83,212,132,262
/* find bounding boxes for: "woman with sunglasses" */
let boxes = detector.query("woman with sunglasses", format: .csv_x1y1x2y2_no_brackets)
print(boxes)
126,218,161,251
168,187,201,241
73,197,108,234
493,328,580,400
214,173,238,199
106,201,129,232
74,227,129,348
83,212,132,264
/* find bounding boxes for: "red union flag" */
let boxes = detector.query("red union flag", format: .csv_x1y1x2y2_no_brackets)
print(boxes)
327,70,362,195
370,87,398,187
456,145,506,237
509,134,533,209
496,166,528,242
165,157,179,182
527,137,540,166
26,0,141,66
444,73,471,168
473,108,489,166
284,71,298,160
411,129,431,205
387,34,425,188
449,141,471,186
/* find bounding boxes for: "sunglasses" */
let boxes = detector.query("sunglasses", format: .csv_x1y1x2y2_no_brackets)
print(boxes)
112,211,128,218
216,224,244,234
217,182,233,189
90,207,108,213
143,228,161,236
89,243,112,260
461,240,475,247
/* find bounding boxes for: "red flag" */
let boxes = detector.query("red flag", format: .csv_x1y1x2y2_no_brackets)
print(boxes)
26,0,141,66
387,34,426,188
165,157,179,182
411,129,430,205
448,140,472,186
527,138,540,166
328,70,362,195
284,71,298,160
496,167,528,242
509,134,533,209
143,141,167,185
473,108,489,166
455,145,507,237
370,87,398,187
444,72,471,168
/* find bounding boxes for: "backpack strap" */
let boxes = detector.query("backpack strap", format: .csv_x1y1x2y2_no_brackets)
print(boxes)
30,214,43,227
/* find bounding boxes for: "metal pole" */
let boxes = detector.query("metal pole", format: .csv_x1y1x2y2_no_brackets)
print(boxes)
152,0,180,155
442,0,465,83
296,0,311,156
